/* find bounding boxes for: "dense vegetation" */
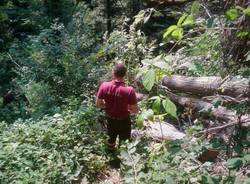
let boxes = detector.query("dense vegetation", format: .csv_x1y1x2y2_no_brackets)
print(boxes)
0,0,249,183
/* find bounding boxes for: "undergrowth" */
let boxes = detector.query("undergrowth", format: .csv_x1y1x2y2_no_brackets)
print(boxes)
0,106,107,183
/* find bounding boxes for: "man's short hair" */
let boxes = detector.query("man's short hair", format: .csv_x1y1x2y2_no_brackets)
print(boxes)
113,63,127,78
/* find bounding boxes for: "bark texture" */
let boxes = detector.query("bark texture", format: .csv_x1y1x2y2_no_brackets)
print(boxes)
162,75,250,98
132,121,186,140
166,92,250,127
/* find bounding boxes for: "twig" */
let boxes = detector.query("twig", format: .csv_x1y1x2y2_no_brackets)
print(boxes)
7,53,22,69
195,118,250,135
197,122,237,135
200,3,212,18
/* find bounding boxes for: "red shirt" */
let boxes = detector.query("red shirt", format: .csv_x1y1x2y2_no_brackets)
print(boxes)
97,80,137,118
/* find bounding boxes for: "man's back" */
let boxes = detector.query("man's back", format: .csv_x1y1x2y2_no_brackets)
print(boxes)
97,80,137,118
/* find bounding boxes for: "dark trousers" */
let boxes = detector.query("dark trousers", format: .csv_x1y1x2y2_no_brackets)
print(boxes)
106,116,131,146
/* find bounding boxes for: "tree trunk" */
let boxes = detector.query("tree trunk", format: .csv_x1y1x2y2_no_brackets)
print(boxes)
162,75,250,98
166,92,250,127
132,121,186,140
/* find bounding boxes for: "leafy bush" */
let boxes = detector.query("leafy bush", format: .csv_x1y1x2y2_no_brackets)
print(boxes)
0,107,107,183
120,135,250,184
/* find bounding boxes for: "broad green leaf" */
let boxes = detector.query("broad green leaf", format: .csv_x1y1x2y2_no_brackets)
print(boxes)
136,114,144,128
177,14,187,27
149,96,161,100
243,7,250,16
182,15,194,26
191,1,200,15
163,25,177,39
162,99,177,119
226,157,244,169
171,27,184,40
226,8,239,20
143,69,155,91
152,97,161,113
141,109,154,121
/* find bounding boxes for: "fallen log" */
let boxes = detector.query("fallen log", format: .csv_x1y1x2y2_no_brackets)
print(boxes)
163,89,250,128
162,75,250,98
131,120,186,140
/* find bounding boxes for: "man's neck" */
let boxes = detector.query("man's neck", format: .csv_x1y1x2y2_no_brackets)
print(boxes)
114,77,124,82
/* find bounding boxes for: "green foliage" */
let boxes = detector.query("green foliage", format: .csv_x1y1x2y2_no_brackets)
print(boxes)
143,69,155,91
120,139,197,184
104,30,154,82
0,107,107,183
163,1,198,42
243,7,250,16
120,134,250,184
162,98,177,119
226,8,239,20
191,1,200,15
226,157,244,170
226,6,250,20
22,81,57,118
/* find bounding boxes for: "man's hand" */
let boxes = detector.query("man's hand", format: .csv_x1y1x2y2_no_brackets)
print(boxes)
128,104,139,114
96,98,105,109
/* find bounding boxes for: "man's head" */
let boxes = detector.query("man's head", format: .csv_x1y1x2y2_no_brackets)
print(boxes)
112,63,127,79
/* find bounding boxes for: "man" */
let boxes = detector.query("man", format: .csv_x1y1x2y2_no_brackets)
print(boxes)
96,63,139,149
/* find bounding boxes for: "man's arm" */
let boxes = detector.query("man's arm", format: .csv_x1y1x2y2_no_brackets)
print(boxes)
128,104,139,114
96,97,105,109
128,88,139,114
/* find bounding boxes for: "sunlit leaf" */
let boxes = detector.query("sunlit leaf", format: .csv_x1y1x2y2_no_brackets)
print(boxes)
182,15,194,26
243,7,250,16
143,69,155,91
226,8,239,20
177,14,187,27
136,114,144,128
152,97,161,113
141,109,154,121
162,99,177,119
236,31,249,38
171,27,184,40
163,25,177,39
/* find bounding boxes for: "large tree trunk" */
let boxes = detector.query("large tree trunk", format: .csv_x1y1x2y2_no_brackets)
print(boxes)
166,92,250,127
162,75,250,98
